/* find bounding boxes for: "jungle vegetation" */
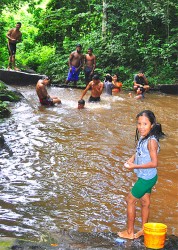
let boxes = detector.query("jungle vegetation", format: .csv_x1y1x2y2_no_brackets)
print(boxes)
0,0,177,88
0,81,21,118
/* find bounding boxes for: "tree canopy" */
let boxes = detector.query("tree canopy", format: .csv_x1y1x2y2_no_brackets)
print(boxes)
0,0,177,86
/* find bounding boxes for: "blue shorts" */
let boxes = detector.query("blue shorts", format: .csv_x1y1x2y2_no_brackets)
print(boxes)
67,66,80,81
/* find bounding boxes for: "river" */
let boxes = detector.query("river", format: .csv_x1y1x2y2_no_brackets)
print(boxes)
0,85,177,243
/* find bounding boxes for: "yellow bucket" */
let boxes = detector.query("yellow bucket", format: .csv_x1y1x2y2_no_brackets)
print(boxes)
144,222,167,249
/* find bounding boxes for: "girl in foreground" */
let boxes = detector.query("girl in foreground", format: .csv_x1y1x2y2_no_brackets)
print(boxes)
118,110,164,239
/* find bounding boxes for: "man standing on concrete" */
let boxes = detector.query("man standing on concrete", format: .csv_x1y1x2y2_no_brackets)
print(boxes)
65,44,84,86
6,22,22,71
84,47,96,86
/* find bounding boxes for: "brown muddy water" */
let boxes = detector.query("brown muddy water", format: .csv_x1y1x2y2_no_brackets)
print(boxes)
0,85,177,243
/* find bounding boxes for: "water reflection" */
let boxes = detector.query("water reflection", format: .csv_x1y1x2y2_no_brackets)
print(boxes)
0,86,177,241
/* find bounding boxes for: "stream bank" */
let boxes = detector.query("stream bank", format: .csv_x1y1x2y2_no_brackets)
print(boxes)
0,233,178,250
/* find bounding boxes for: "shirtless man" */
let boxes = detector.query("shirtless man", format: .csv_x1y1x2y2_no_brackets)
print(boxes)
36,76,61,106
80,74,104,102
84,48,96,86
65,44,84,85
6,22,22,71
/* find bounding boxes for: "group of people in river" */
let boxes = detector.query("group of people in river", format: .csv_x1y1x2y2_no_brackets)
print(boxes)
6,22,150,105
35,44,150,107
8,23,164,242
36,68,149,108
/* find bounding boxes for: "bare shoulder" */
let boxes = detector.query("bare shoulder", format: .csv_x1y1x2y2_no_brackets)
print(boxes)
69,51,76,57
88,81,93,87
37,80,43,86
148,138,158,150
7,28,14,34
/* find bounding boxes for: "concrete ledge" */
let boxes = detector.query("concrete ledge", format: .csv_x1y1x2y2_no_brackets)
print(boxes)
0,69,45,85
157,84,178,95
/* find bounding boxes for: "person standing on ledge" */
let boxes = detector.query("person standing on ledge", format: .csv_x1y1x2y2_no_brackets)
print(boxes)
65,44,84,86
36,76,61,106
6,22,22,71
84,47,96,86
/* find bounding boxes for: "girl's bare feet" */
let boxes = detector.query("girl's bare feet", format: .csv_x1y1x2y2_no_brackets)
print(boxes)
134,230,144,239
117,230,134,239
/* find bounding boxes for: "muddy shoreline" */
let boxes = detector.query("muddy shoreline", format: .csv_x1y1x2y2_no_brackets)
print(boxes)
1,232,178,250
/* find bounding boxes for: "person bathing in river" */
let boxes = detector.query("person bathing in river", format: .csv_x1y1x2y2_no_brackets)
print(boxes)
118,110,164,239
129,86,145,100
78,99,85,109
103,74,114,95
36,76,61,106
112,74,122,93
80,74,104,102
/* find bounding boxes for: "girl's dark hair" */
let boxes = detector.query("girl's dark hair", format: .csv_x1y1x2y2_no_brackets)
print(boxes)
135,110,165,142
105,74,112,82
113,73,119,78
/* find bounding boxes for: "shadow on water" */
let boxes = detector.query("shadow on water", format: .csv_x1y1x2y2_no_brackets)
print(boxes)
0,85,178,248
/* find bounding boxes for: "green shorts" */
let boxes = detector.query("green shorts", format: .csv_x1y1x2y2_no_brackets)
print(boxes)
131,175,158,199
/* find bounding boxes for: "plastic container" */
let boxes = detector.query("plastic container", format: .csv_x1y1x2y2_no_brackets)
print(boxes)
144,222,167,249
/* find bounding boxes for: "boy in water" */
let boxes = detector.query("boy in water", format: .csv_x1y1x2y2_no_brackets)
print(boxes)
80,74,104,102
36,76,61,106
78,99,85,109
129,87,145,100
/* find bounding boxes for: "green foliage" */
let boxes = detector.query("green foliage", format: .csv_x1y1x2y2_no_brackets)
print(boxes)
0,101,11,118
0,81,21,118
18,44,55,72
0,0,177,89
0,82,7,91
0,81,21,102
37,52,68,82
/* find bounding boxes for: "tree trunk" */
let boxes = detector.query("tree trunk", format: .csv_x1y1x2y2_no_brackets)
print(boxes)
102,0,107,39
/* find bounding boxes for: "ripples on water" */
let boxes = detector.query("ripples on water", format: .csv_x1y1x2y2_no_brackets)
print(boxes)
0,86,177,241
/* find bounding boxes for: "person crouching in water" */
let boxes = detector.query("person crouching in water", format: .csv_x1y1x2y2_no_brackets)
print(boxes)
36,76,61,106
